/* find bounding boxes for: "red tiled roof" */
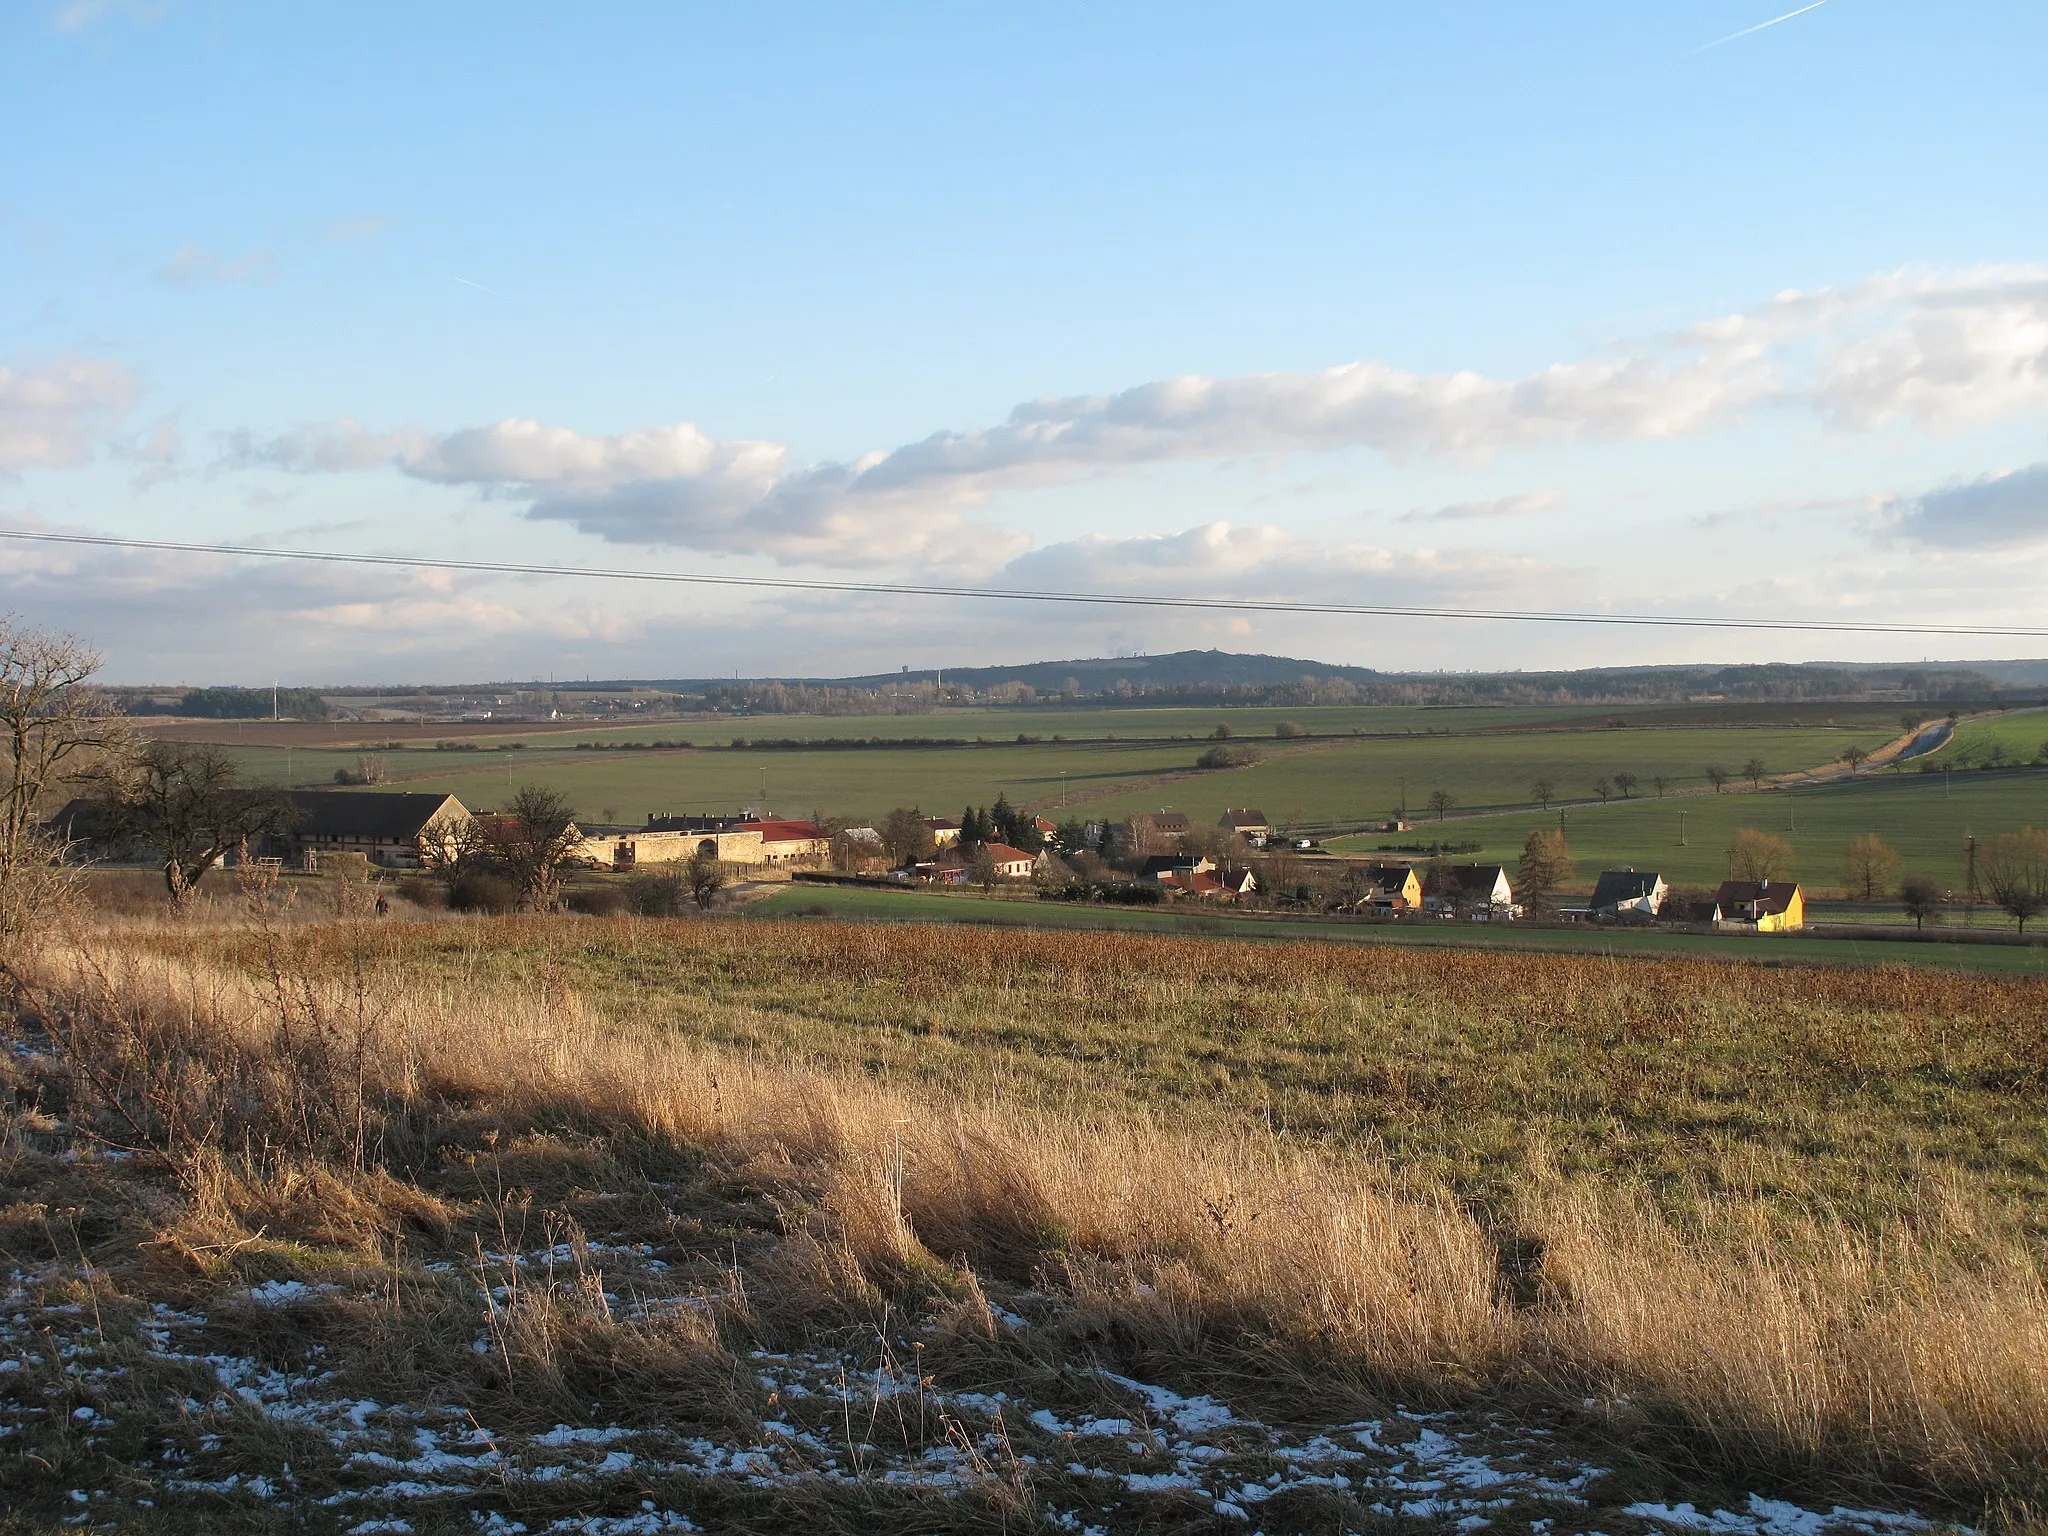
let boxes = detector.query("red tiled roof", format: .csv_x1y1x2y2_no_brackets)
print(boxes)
735,819,823,842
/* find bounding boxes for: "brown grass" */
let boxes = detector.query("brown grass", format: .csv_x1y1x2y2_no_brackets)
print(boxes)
10,915,2048,1522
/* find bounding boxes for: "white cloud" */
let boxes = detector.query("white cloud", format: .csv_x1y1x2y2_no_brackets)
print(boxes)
998,519,1563,604
1893,462,2048,549
52,0,167,31
226,264,2048,569
0,355,134,472
1401,490,1564,523
158,244,278,286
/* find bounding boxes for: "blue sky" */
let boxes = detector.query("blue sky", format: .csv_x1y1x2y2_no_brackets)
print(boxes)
4,0,2046,683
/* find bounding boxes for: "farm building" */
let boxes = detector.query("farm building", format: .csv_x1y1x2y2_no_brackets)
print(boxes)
600,814,828,869
921,817,963,847
275,790,472,869
1429,865,1517,919
1713,879,1804,933
1138,853,1216,883
1589,869,1668,919
1350,862,1422,910
1218,808,1272,843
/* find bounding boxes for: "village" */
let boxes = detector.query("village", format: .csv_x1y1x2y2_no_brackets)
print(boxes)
150,783,1808,933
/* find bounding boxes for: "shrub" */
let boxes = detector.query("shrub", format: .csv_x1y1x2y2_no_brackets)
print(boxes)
1274,721,1305,739
566,885,628,917
394,879,447,910
1661,886,1719,924
447,872,519,914
1196,744,1262,770
626,871,690,917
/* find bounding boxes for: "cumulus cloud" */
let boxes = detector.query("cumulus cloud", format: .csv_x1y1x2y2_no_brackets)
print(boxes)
158,244,278,286
1894,462,2048,549
226,264,2048,569
0,355,134,472
1401,490,1563,524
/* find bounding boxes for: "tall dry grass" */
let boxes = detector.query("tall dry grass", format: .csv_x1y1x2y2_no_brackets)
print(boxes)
17,924,2048,1512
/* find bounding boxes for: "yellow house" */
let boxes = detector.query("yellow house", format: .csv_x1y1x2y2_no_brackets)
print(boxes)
1713,879,1804,932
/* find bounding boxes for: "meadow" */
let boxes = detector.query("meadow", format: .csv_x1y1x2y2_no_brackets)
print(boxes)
213,711,1907,830
1330,763,2048,893
745,881,2048,974
5,910,2044,1533
1943,705,2048,765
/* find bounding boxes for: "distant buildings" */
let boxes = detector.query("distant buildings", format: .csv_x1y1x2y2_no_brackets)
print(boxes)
1589,869,1668,919
1713,880,1804,932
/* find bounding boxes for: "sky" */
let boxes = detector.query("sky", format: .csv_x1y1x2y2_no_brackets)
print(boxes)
3,0,2047,685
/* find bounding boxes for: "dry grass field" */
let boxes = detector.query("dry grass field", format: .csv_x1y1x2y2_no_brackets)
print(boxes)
3,908,2044,1534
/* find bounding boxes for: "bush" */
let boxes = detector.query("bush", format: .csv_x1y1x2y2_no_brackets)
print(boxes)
626,871,690,917
1274,721,1305,739
1195,744,1263,770
565,885,628,917
448,872,519,914
1661,886,1719,924
394,879,447,910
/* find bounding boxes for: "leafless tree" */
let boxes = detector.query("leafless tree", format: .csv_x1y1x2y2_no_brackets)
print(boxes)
1727,828,1794,884
91,741,297,903
685,850,726,910
968,842,999,894
1840,745,1870,775
1531,777,1556,809
1705,765,1729,794
1652,775,1670,798
1842,834,1900,900
1426,789,1454,822
1898,873,1942,931
0,621,129,933
1979,828,2048,933
1612,771,1638,799
879,806,936,867
1592,777,1613,804
492,786,582,910
1743,757,1768,789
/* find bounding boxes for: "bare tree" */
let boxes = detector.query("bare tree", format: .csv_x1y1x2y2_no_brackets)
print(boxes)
1979,828,2048,933
685,850,726,910
1612,771,1638,799
92,741,297,903
879,806,936,867
1840,745,1870,775
1592,777,1613,804
1531,777,1556,809
1898,873,1942,931
1727,828,1794,883
1652,775,1670,798
1899,714,1923,738
0,621,128,934
968,842,999,894
1426,789,1455,823
490,786,582,910
1705,765,1729,794
1842,834,1901,900
1743,757,1768,789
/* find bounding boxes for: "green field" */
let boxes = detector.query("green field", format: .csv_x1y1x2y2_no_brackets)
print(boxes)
1331,761,2048,893
224,715,1906,827
747,880,2048,973
1940,704,2048,765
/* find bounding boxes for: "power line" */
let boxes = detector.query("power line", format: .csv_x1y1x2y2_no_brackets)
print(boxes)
5,526,2048,639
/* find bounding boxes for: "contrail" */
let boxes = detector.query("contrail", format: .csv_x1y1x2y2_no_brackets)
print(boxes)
1691,0,1827,54
453,276,505,297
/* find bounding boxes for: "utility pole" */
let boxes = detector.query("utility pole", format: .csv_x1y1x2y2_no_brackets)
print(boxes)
272,680,278,722
1679,810,1687,846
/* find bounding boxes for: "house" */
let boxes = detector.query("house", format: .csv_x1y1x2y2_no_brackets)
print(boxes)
918,841,1035,883
1589,869,1668,919
1218,808,1271,844
1149,812,1192,841
733,818,830,866
1033,816,1059,844
922,816,963,848
837,826,889,871
275,790,472,869
1211,863,1258,898
1713,879,1804,933
1138,853,1215,884
1428,865,1517,919
1349,862,1422,910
